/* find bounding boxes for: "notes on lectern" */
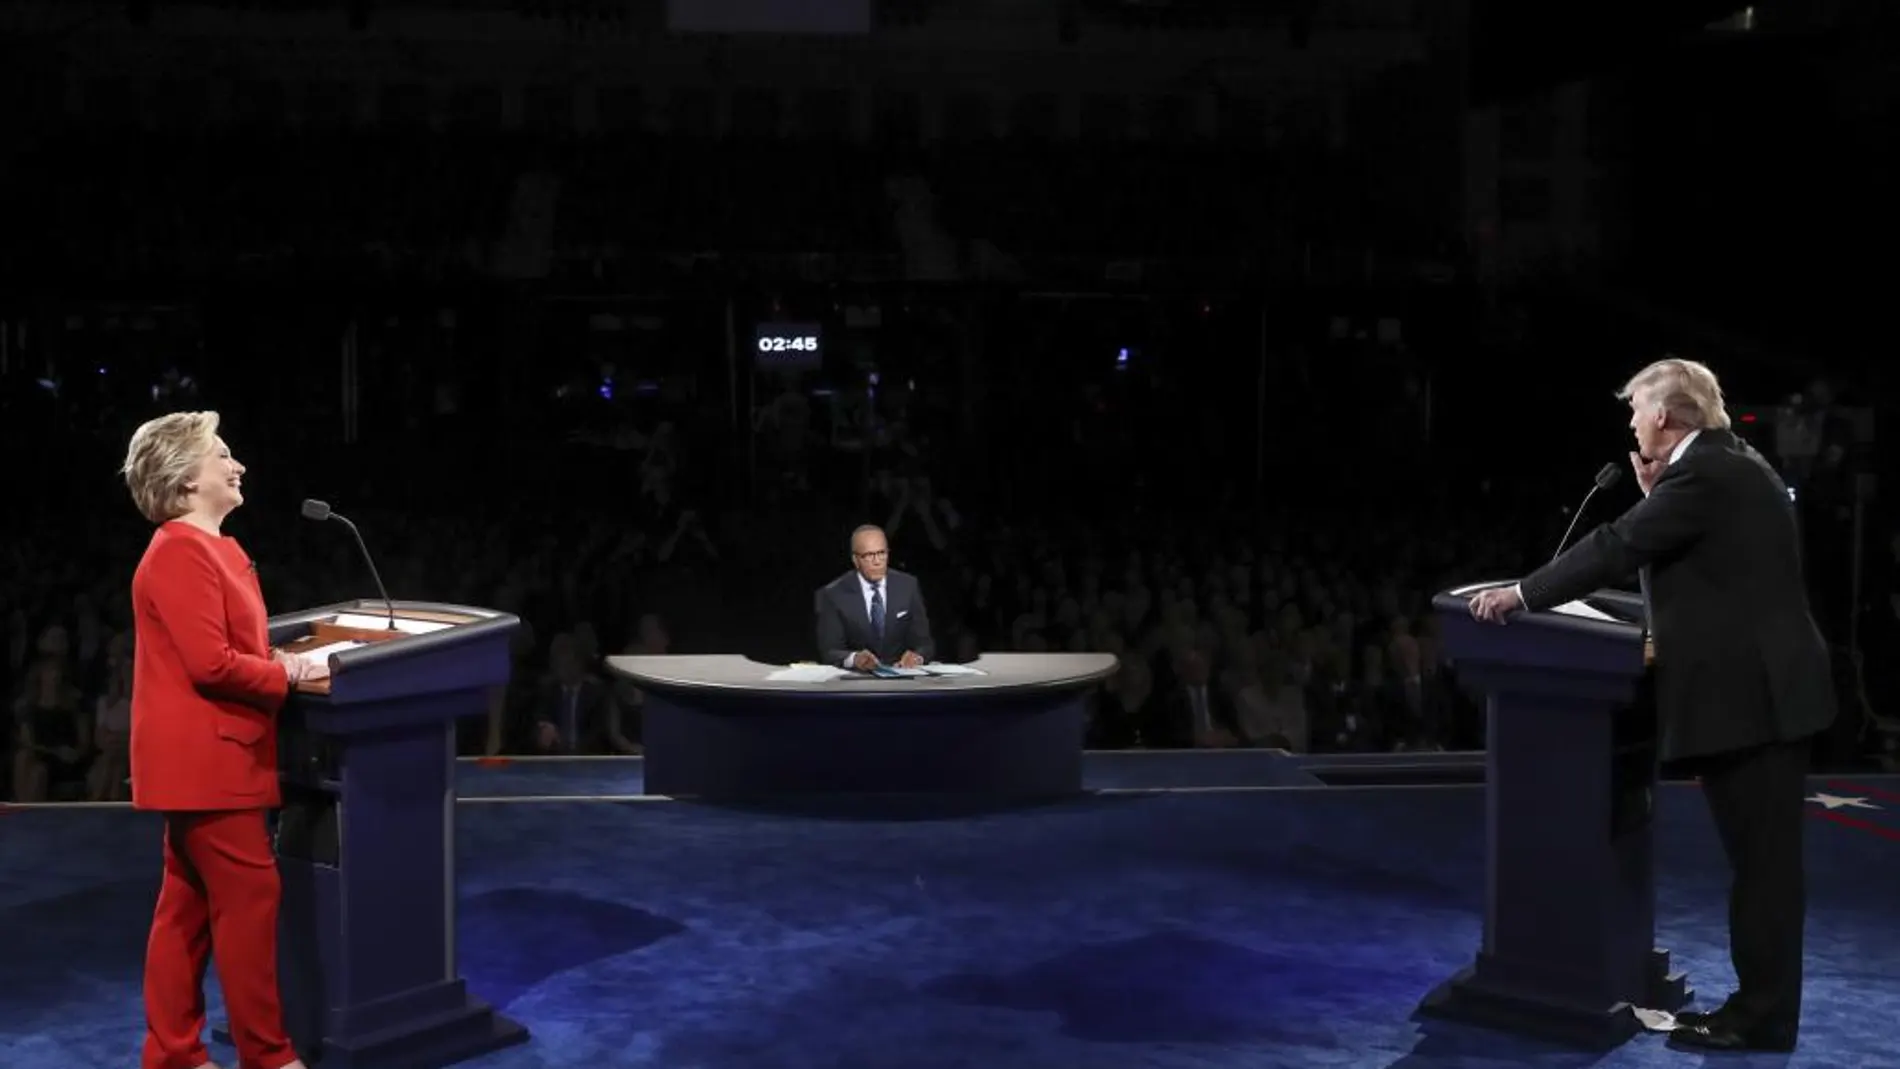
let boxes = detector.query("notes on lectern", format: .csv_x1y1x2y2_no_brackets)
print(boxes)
332,613,454,635
1549,600,1618,623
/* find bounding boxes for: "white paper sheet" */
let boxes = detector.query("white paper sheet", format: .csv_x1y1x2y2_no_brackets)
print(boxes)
302,640,365,661
1632,1007,1680,1032
920,663,986,677
333,612,453,634
1549,599,1618,622
766,664,851,683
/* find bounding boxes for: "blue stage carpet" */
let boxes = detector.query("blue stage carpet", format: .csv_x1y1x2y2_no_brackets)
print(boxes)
2,774,1897,1069
452,749,1327,798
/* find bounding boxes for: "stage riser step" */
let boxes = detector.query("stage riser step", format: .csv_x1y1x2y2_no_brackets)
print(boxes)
1308,766,1485,787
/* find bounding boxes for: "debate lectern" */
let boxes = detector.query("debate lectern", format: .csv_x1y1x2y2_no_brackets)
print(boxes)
213,599,529,1069
1418,581,1690,1048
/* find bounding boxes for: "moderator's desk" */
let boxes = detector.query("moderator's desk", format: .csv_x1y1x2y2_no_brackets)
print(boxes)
606,653,1116,798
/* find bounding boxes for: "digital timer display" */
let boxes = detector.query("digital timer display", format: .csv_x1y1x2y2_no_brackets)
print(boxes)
754,322,823,369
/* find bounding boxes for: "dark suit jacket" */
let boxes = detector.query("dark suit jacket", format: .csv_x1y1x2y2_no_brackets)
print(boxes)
533,675,615,753
1520,428,1836,761
815,569,937,666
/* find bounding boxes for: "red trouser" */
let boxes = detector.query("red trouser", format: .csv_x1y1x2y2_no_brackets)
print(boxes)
143,809,296,1069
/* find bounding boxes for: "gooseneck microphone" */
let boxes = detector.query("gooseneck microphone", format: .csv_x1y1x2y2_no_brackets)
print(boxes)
301,499,398,630
1550,463,1623,562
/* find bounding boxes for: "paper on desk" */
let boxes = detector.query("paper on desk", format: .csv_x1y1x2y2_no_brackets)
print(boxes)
921,663,986,677
767,664,850,683
333,612,453,635
1549,599,1618,623
302,640,364,661
1632,1007,1680,1032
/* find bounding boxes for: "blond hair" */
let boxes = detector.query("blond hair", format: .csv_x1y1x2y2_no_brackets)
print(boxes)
122,411,221,524
1617,357,1731,431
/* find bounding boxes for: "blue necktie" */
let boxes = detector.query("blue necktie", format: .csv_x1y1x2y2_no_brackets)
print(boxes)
870,583,885,638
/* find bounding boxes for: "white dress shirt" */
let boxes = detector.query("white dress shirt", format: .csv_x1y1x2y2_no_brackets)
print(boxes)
1665,428,1701,468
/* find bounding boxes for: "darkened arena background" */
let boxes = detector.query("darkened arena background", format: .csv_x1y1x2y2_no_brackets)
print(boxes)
1,2,1895,1068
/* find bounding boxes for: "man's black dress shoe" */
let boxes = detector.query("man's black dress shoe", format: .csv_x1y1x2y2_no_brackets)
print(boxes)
1670,1002,1732,1029
1667,1018,1798,1053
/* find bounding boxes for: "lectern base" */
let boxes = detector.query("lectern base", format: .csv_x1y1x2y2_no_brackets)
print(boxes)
1417,951,1691,1050
216,998,528,1069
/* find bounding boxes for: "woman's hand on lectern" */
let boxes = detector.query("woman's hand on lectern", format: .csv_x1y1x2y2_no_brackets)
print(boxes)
276,650,329,683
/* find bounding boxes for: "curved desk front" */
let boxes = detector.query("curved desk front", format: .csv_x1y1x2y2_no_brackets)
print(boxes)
606,653,1115,798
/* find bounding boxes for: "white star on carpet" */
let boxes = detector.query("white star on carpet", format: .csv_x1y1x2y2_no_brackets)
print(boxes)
1807,793,1880,811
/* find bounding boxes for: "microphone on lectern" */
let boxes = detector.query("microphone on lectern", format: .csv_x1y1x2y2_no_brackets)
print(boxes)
1550,463,1623,562
301,499,397,630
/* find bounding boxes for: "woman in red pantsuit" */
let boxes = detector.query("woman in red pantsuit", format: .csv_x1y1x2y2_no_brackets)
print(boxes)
121,411,326,1069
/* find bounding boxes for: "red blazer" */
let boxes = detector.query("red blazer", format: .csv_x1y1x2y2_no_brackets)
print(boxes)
130,520,291,811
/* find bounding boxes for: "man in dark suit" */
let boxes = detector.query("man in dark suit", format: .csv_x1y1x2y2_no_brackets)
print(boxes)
815,524,937,670
533,633,616,754
1470,357,1835,1053
1149,647,1243,748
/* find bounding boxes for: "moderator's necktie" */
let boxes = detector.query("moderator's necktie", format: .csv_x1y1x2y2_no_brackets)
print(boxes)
870,584,886,638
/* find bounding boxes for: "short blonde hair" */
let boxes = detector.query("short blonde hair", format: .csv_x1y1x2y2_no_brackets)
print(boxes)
122,411,221,524
1617,357,1731,431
